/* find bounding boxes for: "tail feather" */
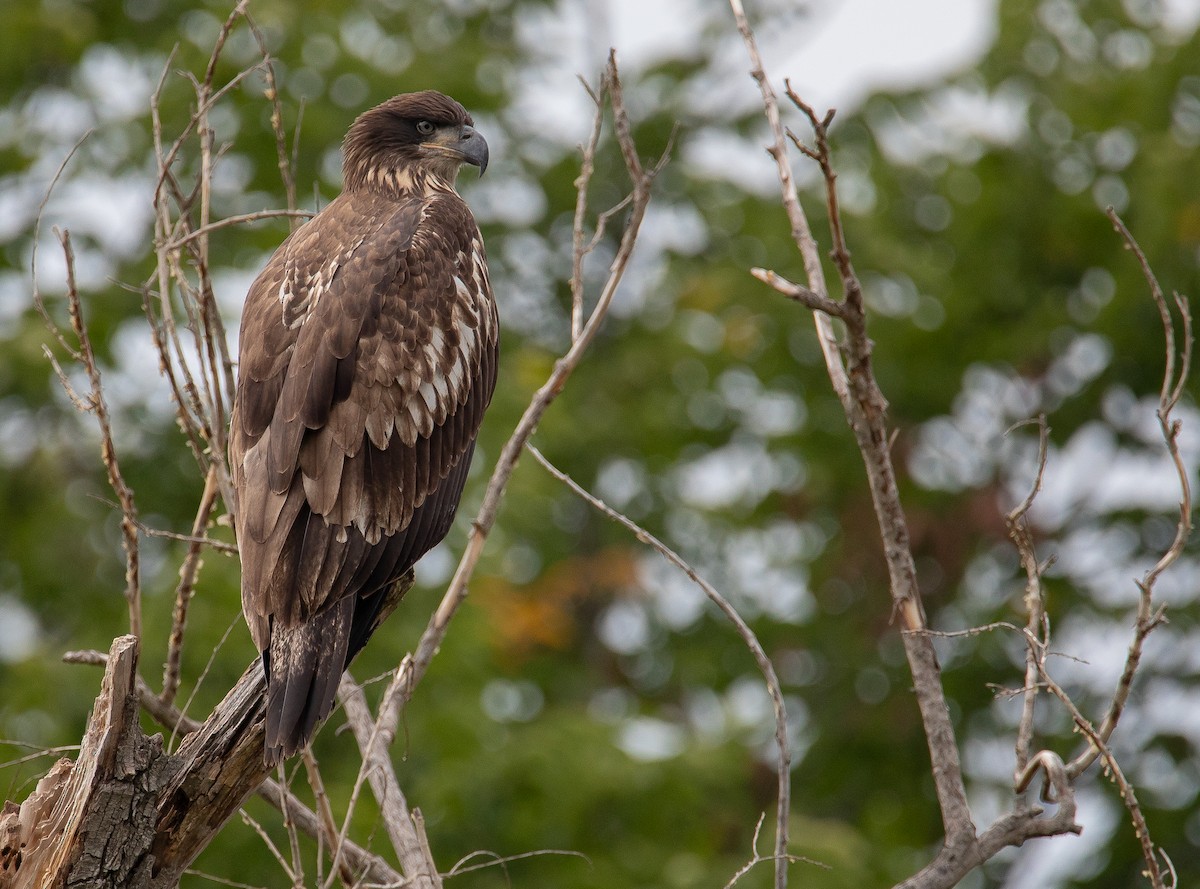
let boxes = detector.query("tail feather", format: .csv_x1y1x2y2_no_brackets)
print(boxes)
264,596,354,765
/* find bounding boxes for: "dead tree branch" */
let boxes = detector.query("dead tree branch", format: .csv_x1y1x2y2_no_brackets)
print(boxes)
731,2,1189,884
1,576,410,889
728,2,976,880
337,674,438,889
528,445,794,885
36,230,143,639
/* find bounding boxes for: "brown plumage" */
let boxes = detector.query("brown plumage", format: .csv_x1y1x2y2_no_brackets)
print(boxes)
230,92,497,764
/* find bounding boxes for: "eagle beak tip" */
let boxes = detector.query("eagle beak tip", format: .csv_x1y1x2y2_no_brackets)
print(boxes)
461,126,489,177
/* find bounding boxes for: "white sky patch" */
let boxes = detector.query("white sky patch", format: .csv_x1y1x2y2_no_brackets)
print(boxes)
78,44,158,121
770,0,997,110
0,398,39,468
1162,0,1200,33
48,174,155,260
616,715,687,761
0,272,29,338
871,78,1032,166
684,127,800,197
599,0,711,71
212,266,261,323
512,0,1006,192
688,0,1000,118
725,674,772,730
19,88,95,146
469,172,548,227
414,541,455,586
598,598,651,654
0,595,40,663
1030,416,1200,530
721,526,815,623
674,440,779,511
1141,678,1200,751
0,177,48,243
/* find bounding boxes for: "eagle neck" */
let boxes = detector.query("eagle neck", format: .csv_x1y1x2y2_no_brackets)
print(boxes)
346,163,460,201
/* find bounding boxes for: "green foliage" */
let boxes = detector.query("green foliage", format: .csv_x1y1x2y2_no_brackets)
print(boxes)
1,1,1197,887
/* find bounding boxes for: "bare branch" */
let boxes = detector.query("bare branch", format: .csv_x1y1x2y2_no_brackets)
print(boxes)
162,465,220,706
1062,215,1190,787
729,0,973,867
337,674,439,888
570,73,607,341
750,267,848,317
1005,415,1051,777
528,445,794,884
54,228,143,638
1041,670,1164,887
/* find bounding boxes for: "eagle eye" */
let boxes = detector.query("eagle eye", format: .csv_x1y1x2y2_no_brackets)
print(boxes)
415,120,435,136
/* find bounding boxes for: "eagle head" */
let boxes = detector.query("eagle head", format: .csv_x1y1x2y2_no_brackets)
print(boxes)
342,90,489,193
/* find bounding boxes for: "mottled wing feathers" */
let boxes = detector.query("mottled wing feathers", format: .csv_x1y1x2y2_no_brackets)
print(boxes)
230,186,497,758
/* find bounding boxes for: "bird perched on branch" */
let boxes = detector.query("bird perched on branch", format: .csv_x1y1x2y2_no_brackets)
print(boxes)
230,92,497,765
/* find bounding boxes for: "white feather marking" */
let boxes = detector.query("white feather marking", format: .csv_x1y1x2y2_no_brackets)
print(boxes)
407,398,428,438
459,324,477,359
418,381,438,412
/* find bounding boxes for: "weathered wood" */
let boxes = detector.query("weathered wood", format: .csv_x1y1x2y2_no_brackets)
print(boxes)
0,636,171,889
150,656,270,881
1,573,413,888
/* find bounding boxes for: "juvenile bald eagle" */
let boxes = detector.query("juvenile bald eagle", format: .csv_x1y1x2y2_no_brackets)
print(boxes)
230,92,497,764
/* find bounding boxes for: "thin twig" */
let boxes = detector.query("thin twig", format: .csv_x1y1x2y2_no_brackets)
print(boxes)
164,208,313,250
445,848,591,878
1065,214,1190,783
723,812,826,888
246,12,298,226
1005,415,1051,777
301,748,354,886
53,228,143,638
750,268,848,318
529,445,797,887
570,72,608,341
162,464,220,705
240,804,299,886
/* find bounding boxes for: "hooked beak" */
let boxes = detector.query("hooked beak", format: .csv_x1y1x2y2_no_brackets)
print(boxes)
458,125,488,177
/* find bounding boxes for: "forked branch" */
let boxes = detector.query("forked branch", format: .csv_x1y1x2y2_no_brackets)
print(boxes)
728,1,974,874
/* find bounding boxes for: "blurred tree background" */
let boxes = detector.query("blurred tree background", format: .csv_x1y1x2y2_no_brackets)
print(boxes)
1,0,1198,887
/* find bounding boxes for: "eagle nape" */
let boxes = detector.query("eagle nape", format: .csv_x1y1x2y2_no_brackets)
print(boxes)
229,91,499,765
